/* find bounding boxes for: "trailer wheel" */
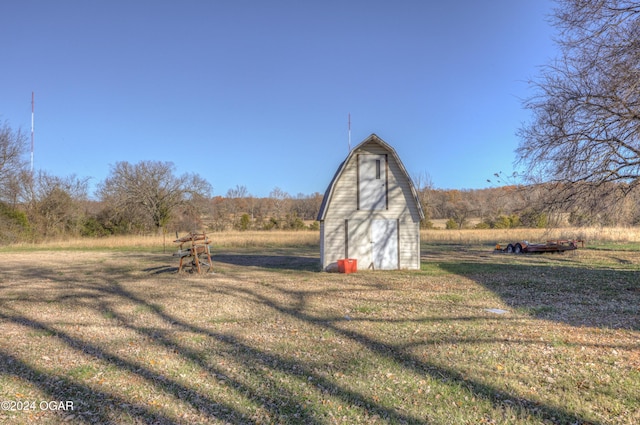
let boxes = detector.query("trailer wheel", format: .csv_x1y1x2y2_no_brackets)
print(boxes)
506,244,514,253
514,243,523,254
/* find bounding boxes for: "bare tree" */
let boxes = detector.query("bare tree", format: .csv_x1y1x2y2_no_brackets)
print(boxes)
97,161,212,234
0,121,28,205
291,192,323,221
413,171,434,227
226,184,250,228
226,184,249,199
517,0,640,214
23,171,89,238
268,186,291,227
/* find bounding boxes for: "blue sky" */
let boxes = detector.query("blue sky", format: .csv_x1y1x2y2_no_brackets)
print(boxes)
1,0,556,198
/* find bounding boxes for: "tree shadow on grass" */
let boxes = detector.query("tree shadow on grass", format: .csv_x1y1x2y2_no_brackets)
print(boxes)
437,261,640,331
213,254,320,272
143,265,179,274
0,349,182,425
211,282,605,425
141,252,321,274
0,253,612,424
0,284,426,424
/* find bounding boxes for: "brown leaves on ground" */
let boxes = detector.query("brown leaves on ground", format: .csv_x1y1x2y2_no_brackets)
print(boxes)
0,246,638,424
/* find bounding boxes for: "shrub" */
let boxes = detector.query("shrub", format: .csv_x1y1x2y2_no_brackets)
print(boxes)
421,219,435,229
285,214,306,230
520,209,548,228
79,216,111,237
239,213,251,231
493,215,511,229
0,202,32,243
262,217,279,230
492,214,521,229
0,203,29,229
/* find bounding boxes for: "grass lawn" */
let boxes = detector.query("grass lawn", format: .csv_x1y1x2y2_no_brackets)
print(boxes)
0,241,638,424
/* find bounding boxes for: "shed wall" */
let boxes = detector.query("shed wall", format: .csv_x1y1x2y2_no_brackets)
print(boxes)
320,141,421,270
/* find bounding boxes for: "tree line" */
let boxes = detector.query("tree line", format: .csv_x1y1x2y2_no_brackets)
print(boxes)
421,182,640,230
3,116,640,245
0,122,326,243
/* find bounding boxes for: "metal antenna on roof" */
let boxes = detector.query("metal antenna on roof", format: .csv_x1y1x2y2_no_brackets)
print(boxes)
348,113,351,152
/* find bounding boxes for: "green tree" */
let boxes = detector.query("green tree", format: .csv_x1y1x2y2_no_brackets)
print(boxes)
520,209,548,228
239,213,251,231
0,202,31,243
445,218,458,229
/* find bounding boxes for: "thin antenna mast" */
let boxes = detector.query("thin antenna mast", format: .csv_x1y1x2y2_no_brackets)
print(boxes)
348,113,351,152
31,92,34,173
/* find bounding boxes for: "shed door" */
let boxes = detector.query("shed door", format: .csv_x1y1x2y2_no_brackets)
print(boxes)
371,219,398,269
359,154,387,210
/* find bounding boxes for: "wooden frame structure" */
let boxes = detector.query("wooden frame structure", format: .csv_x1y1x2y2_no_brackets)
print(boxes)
173,232,213,273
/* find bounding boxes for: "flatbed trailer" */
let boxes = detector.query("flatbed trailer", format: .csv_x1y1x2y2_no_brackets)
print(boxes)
495,239,584,254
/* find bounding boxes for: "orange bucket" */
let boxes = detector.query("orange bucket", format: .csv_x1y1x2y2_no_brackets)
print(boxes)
337,258,357,274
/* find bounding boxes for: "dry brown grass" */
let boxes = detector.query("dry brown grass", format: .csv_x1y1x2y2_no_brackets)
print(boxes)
422,226,640,245
5,226,640,253
5,231,320,252
0,239,638,424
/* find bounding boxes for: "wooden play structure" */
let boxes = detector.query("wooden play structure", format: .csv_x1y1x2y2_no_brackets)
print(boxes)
173,232,213,273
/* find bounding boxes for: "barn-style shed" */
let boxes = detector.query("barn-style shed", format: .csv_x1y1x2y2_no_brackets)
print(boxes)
317,134,424,271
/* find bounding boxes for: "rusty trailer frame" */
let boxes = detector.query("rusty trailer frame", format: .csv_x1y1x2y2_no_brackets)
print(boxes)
495,239,584,254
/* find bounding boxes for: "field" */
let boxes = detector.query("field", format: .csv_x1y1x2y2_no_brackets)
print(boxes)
0,229,638,424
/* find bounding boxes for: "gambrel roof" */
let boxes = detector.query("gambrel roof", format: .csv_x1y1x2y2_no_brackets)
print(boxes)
317,133,425,221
